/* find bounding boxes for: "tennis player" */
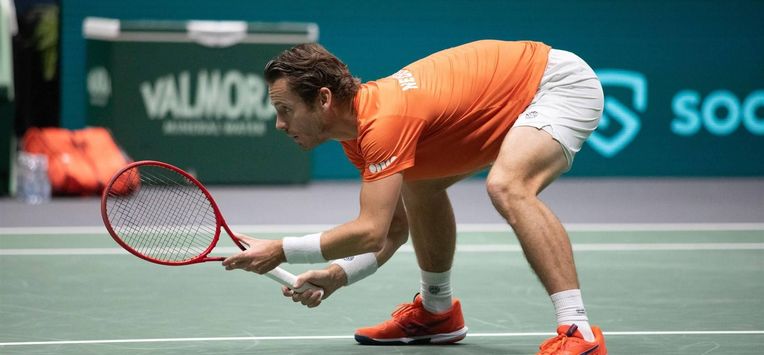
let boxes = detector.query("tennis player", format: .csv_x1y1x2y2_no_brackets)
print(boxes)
223,40,607,354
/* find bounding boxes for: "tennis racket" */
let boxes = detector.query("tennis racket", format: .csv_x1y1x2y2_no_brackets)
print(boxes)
100,160,321,294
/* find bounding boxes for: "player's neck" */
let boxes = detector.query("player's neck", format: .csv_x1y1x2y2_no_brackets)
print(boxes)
327,99,358,141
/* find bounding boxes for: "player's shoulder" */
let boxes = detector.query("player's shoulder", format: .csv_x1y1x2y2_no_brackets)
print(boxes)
357,78,409,118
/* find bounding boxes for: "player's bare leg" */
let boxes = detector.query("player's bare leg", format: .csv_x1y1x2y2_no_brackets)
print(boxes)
487,126,606,354
402,174,467,273
487,126,574,293
354,174,469,345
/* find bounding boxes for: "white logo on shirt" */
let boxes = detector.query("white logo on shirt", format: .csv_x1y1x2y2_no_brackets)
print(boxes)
390,70,418,91
368,156,397,174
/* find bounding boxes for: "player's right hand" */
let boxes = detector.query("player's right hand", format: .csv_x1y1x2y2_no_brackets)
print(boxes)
282,265,347,308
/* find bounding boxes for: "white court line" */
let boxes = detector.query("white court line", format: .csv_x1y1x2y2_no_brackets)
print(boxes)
2,243,764,256
1,223,763,236
460,223,764,232
1,330,762,347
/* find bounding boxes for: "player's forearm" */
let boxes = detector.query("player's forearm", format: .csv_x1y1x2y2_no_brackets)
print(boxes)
282,189,406,265
280,219,398,265
323,217,407,286
319,218,388,260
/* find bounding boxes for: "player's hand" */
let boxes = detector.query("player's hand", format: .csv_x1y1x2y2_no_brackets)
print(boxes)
222,234,285,274
282,265,347,308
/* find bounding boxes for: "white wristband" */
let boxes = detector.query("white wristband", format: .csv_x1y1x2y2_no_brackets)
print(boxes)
282,233,326,264
331,253,378,285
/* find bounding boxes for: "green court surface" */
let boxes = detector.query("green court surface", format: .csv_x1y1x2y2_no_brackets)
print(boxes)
1,226,763,354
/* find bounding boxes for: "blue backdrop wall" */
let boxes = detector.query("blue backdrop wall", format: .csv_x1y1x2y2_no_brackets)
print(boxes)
61,0,764,178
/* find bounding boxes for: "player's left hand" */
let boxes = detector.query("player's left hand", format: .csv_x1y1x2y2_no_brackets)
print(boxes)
282,264,347,308
222,234,285,274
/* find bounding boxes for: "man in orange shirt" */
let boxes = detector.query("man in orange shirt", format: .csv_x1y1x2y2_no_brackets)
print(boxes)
223,40,607,354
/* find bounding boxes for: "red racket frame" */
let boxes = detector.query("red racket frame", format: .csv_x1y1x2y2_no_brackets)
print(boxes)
100,160,323,295
101,160,246,265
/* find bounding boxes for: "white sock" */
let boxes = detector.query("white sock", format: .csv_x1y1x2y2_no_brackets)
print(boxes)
551,289,595,342
420,269,453,314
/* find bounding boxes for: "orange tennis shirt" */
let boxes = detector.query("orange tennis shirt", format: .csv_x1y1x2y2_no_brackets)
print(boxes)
341,40,551,182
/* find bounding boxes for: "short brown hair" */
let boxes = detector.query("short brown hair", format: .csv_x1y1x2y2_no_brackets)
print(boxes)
264,43,360,105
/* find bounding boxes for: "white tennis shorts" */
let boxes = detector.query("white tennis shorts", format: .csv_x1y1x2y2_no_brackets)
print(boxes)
514,49,604,170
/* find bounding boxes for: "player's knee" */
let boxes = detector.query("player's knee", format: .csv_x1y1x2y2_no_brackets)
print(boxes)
486,175,532,221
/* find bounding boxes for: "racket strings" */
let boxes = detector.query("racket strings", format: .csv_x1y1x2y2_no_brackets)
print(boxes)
140,171,214,260
105,166,218,262
157,179,214,257
129,174,211,260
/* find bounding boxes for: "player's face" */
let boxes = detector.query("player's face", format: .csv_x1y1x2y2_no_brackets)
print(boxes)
268,78,325,150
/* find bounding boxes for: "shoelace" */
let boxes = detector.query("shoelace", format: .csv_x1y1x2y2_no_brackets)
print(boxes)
391,302,417,319
390,293,422,319
538,334,567,354
538,324,578,355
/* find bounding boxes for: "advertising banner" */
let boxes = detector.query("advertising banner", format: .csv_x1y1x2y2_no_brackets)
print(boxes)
84,18,318,183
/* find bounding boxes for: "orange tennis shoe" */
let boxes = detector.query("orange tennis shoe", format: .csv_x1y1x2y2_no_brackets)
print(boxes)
537,324,607,355
354,294,468,345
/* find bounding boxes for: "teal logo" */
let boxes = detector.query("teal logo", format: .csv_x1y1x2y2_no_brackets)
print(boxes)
671,89,764,136
590,70,646,157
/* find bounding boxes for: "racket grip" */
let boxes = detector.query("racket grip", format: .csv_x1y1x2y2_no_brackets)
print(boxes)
266,267,325,296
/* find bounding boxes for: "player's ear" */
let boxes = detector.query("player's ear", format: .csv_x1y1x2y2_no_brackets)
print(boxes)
318,87,332,111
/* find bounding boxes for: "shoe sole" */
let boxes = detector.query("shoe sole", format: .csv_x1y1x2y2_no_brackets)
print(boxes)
581,344,601,355
354,327,468,345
